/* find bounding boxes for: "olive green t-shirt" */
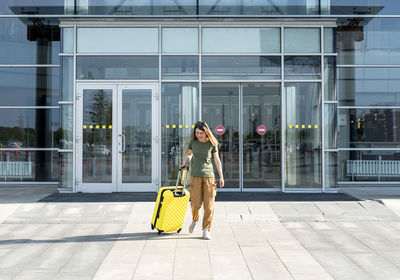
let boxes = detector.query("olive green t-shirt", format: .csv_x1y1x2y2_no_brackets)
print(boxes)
188,139,218,177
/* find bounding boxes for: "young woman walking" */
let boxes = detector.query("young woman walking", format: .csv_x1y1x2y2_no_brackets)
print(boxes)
181,121,224,240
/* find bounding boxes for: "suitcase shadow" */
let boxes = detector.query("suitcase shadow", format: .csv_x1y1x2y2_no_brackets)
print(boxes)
118,232,204,241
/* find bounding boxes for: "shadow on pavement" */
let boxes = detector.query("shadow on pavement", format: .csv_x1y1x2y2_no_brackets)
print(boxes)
39,192,359,203
0,232,202,245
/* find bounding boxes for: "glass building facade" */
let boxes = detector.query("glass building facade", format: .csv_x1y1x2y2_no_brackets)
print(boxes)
0,1,399,192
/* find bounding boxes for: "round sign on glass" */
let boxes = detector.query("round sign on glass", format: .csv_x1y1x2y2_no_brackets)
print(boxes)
256,125,267,135
215,125,225,135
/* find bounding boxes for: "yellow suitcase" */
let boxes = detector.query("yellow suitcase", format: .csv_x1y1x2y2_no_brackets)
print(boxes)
151,168,190,234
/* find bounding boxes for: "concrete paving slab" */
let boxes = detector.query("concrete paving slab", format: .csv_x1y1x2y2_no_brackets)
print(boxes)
13,269,58,280
92,263,136,280
173,246,213,279
240,246,293,280
345,252,400,279
208,247,253,280
275,249,334,279
53,273,92,280
335,221,400,251
308,250,373,280
132,251,175,279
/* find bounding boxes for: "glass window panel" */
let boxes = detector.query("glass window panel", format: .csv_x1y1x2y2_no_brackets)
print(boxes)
202,84,240,189
324,104,337,149
122,89,152,183
324,28,336,53
62,28,74,54
284,56,321,80
0,67,59,106
338,108,400,149
0,18,60,64
284,28,320,53
202,28,280,54
162,56,199,80
243,84,281,188
337,18,400,65
76,56,158,80
162,28,198,54
285,83,322,188
331,0,400,15
62,57,73,101
161,83,199,187
77,28,158,54
324,57,336,101
82,89,112,183
202,56,281,80
76,0,196,15
339,68,400,106
0,151,59,182
60,105,73,150
60,152,73,188
198,0,319,15
338,150,400,182
0,109,59,149
0,1,66,15
325,152,338,188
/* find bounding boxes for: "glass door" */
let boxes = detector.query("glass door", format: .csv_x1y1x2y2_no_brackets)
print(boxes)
202,84,240,190
117,84,159,192
76,84,159,193
76,84,117,192
242,84,281,189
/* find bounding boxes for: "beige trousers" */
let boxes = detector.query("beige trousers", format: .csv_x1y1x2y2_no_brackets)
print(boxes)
190,176,217,231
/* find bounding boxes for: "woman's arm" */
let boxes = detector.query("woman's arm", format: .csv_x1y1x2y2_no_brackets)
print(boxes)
213,152,224,188
181,149,193,169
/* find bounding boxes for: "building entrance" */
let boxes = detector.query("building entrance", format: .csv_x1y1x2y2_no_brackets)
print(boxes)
75,84,159,192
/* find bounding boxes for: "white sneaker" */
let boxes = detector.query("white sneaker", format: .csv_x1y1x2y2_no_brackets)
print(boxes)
203,230,212,240
189,222,197,234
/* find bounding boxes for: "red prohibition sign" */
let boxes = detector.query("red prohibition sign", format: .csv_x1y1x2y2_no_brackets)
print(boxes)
257,125,267,135
215,125,225,135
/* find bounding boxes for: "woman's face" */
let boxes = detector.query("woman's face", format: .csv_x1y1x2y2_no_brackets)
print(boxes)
195,128,208,142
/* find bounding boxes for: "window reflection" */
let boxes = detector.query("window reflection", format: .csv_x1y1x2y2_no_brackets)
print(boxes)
339,150,400,182
162,56,199,80
284,56,321,80
82,90,112,183
77,56,158,80
202,84,240,188
285,83,321,188
0,18,60,64
0,151,59,182
202,56,281,80
161,83,198,186
0,109,60,149
243,84,281,188
338,108,400,148
337,18,400,65
339,68,400,106
0,67,60,106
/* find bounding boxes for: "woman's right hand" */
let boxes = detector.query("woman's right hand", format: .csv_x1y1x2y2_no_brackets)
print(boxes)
180,164,188,170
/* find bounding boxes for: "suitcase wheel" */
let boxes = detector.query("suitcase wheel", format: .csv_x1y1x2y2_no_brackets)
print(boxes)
151,224,154,230
177,228,182,233
157,230,163,235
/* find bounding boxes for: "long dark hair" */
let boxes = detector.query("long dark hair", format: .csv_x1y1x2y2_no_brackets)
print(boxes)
192,121,218,146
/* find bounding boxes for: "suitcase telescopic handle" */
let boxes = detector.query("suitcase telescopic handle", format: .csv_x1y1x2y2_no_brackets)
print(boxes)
175,166,190,193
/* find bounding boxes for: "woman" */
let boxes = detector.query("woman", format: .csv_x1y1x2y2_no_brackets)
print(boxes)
181,121,224,240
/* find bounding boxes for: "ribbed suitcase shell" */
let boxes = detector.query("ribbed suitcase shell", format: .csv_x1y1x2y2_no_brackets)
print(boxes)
151,187,190,233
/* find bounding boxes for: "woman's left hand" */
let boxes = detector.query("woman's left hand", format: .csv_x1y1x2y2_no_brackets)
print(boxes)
219,178,224,188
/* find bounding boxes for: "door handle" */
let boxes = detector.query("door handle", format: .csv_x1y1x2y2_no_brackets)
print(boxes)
119,134,126,153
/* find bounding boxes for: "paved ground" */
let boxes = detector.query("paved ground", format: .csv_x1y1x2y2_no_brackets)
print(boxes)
0,186,400,280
